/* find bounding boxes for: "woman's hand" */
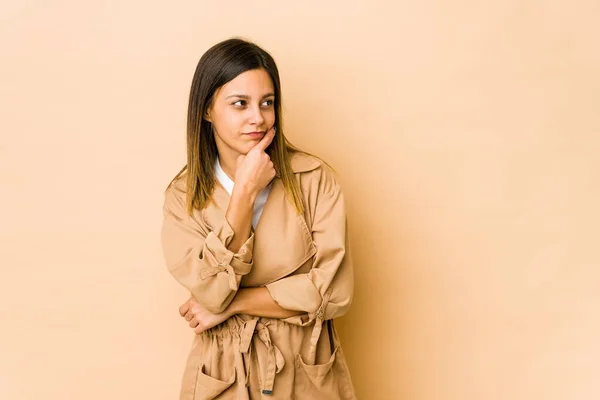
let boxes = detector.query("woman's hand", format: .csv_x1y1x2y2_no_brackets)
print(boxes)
179,296,230,334
234,127,276,196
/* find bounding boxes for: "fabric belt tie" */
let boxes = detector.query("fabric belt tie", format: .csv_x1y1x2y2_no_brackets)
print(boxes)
239,317,285,395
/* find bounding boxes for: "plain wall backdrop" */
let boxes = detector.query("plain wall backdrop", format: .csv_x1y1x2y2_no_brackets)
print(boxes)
1,1,599,399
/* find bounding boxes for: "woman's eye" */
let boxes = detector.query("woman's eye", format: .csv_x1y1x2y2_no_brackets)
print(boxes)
232,99,273,108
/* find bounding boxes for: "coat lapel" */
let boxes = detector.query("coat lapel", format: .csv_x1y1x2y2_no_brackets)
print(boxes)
201,152,321,287
243,178,316,286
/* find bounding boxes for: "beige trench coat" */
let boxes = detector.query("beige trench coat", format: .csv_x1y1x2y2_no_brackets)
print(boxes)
161,153,356,399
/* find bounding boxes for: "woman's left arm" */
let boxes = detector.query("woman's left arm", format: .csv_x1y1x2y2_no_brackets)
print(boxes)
264,167,354,323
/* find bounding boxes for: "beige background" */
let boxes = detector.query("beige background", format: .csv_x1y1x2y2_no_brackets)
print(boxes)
1,1,599,399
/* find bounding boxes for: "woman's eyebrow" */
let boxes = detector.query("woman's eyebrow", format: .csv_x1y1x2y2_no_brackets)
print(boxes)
225,93,275,99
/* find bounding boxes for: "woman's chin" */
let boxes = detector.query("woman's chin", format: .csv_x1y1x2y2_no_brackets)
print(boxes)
234,146,252,157
242,141,261,154
230,138,264,156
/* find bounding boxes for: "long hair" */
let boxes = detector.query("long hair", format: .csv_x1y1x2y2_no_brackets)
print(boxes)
168,38,307,215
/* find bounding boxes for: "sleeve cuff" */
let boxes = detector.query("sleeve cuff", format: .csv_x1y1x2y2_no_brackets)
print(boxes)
265,274,322,313
204,219,254,275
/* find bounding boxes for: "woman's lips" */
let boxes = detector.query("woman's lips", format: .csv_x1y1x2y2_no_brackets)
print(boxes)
245,131,265,139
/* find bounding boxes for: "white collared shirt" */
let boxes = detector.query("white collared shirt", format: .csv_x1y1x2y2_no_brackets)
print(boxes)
214,157,272,230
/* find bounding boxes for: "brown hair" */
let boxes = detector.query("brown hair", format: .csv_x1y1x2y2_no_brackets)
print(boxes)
168,38,307,215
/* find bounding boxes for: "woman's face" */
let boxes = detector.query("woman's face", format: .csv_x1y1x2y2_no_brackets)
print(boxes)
206,68,276,162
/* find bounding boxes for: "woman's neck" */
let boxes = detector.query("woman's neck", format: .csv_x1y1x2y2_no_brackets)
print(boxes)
216,151,238,182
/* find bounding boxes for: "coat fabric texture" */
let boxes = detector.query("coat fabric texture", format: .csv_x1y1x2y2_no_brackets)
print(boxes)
161,152,356,399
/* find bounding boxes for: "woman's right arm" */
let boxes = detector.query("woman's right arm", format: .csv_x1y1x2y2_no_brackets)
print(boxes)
161,129,276,314
161,187,255,314
225,128,276,252
223,184,256,254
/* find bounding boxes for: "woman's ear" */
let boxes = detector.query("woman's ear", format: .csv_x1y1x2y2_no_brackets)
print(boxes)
203,109,212,123
203,96,215,122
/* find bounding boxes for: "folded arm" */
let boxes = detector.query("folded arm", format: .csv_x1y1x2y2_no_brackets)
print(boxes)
161,183,257,314
264,168,354,324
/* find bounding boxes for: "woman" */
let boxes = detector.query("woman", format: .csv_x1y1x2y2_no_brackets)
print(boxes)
161,38,356,400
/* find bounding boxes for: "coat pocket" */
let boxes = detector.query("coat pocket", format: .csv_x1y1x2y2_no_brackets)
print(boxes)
295,346,355,400
194,363,236,400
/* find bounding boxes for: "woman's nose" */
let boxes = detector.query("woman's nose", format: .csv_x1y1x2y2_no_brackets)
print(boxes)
249,106,265,125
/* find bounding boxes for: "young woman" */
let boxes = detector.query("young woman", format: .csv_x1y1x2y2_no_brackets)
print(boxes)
161,38,356,400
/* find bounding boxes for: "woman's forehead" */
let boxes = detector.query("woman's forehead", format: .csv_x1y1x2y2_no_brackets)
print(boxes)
217,69,274,97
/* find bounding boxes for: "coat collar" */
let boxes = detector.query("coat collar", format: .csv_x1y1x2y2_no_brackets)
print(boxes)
288,152,321,174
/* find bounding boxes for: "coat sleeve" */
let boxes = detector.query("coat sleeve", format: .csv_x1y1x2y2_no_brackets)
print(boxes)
265,167,354,323
160,185,254,314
